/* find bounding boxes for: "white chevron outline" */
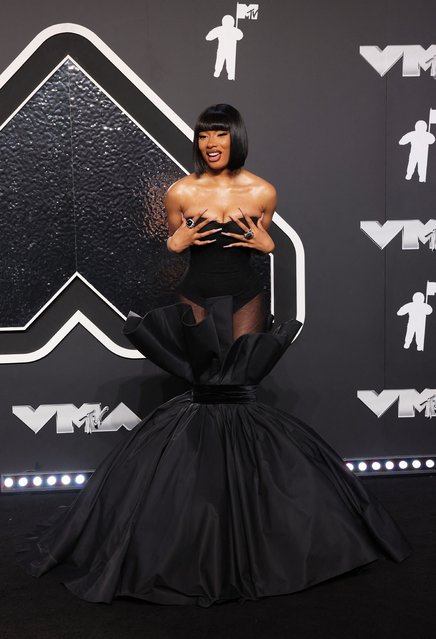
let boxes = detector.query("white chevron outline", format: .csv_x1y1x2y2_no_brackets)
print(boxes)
0,311,143,363
0,23,305,363
273,215,305,324
0,24,192,139
0,53,188,174
0,272,126,332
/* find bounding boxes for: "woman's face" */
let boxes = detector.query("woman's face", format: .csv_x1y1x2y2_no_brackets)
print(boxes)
198,130,231,171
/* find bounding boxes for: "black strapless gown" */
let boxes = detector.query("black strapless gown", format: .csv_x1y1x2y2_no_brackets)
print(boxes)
15,294,411,607
176,216,264,312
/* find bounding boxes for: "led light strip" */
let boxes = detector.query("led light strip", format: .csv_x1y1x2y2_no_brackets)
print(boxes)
1,470,93,492
345,455,436,476
2,455,436,493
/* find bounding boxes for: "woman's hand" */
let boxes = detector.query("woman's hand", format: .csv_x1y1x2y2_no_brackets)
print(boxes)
221,210,275,254
167,212,222,253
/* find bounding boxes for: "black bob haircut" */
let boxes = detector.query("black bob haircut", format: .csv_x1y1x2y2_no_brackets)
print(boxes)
193,104,248,175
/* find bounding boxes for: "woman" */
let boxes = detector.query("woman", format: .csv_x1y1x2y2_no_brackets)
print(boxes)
165,103,275,338
16,104,411,607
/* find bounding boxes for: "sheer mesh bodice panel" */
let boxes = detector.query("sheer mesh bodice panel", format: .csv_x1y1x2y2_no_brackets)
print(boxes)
176,216,268,339
178,291,267,340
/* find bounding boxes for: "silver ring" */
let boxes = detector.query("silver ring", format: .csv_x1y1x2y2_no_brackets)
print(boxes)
243,229,254,240
186,218,196,228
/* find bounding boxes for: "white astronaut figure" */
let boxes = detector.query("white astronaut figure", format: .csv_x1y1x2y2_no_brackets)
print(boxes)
399,120,435,182
206,15,243,80
397,292,433,351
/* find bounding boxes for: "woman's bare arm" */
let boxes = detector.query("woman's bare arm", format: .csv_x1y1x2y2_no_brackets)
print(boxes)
164,183,185,236
259,182,277,231
164,181,222,253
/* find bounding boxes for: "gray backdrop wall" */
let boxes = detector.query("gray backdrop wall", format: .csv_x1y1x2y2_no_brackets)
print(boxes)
1,0,435,473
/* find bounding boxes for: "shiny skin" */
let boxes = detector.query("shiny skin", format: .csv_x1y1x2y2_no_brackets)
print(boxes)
165,130,276,255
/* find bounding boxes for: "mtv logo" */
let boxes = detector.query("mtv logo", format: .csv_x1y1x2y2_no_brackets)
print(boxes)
236,3,259,20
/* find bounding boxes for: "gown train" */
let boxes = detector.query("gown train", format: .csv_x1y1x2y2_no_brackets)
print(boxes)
15,295,411,606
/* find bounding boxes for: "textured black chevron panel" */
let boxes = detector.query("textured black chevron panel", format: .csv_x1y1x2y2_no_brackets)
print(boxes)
0,63,75,325
0,61,188,326
0,59,272,330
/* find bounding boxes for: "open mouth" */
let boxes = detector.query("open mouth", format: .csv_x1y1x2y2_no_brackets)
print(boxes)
206,151,222,162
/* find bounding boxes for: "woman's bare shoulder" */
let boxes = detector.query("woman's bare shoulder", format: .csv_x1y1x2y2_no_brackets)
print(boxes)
165,174,200,206
167,174,197,194
240,169,277,198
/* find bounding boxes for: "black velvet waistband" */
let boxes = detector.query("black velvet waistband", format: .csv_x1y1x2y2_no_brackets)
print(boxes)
192,384,257,404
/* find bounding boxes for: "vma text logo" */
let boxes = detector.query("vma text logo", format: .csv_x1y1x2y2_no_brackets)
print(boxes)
360,45,436,77
358,389,436,418
360,220,436,251
12,403,141,434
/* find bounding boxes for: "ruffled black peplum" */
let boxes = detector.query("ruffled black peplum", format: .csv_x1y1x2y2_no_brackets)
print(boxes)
16,296,411,607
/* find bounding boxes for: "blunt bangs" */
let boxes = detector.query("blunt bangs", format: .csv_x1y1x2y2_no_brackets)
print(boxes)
193,104,248,175
195,111,231,134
